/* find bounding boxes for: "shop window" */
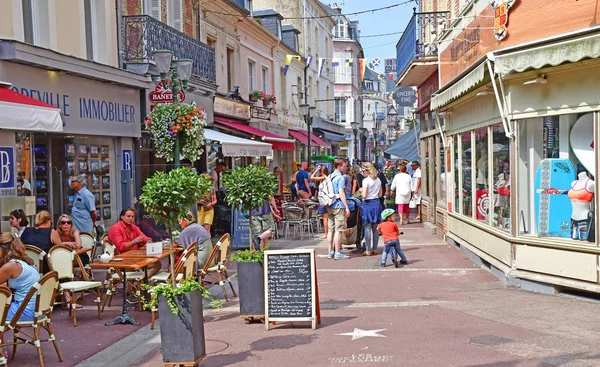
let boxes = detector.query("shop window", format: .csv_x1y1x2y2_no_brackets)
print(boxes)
517,114,594,242
474,128,489,223
453,134,459,213
492,124,511,231
461,131,472,216
424,138,430,198
16,133,33,197
439,137,446,207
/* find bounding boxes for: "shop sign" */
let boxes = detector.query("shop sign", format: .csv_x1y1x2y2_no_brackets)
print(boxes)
0,147,15,195
394,87,417,107
1,62,141,137
492,0,515,41
281,115,307,130
255,121,289,137
148,82,185,104
214,96,250,120
122,149,132,179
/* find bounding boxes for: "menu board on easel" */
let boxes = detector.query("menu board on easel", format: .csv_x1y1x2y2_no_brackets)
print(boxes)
264,249,320,330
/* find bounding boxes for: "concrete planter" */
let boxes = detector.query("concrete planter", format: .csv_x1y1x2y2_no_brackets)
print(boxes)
158,290,206,364
237,261,265,318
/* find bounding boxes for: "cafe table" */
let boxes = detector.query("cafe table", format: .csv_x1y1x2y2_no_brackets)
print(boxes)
117,245,183,259
89,257,159,326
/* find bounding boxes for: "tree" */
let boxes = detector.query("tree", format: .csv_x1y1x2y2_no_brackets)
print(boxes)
222,165,278,251
139,168,212,286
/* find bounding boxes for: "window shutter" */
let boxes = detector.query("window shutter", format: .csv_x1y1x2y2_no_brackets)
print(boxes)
147,0,161,20
169,0,183,32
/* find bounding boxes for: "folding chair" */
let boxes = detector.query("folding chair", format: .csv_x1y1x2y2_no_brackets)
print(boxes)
47,245,103,327
199,234,236,302
9,271,63,367
149,243,198,330
24,245,46,276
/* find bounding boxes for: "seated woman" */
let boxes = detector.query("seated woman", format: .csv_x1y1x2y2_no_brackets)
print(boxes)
20,210,62,273
56,214,87,265
0,233,40,322
9,209,29,238
178,211,212,271
108,207,161,277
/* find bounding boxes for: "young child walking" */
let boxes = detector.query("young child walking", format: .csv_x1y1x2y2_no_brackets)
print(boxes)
377,209,408,268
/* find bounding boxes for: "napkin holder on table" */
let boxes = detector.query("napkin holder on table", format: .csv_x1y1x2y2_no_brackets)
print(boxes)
146,242,162,255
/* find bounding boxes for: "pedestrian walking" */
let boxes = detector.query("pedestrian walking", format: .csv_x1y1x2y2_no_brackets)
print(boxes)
390,163,412,224
411,161,422,221
326,158,351,260
70,174,97,234
377,209,408,267
311,165,330,239
360,162,382,256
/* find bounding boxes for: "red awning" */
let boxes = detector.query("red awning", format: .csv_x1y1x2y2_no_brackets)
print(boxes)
288,130,309,146
309,132,330,148
215,119,295,151
0,86,63,132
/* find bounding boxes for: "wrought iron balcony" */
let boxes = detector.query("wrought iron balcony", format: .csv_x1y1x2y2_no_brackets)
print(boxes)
396,9,449,78
122,15,216,84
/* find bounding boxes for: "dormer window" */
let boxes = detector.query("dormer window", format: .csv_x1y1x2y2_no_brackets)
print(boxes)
334,18,346,38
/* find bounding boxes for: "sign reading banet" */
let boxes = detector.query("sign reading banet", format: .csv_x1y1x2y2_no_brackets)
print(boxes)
439,0,600,87
0,62,141,137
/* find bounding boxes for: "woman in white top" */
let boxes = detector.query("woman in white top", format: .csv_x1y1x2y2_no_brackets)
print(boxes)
390,164,412,225
360,162,382,256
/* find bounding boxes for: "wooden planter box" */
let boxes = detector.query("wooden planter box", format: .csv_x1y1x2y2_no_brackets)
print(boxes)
158,290,206,364
237,261,265,318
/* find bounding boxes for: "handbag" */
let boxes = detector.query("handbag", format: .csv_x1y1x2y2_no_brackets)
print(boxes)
409,198,417,209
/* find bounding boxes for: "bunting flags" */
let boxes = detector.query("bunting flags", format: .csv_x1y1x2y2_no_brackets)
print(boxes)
389,73,394,80
331,58,340,67
359,59,366,82
317,58,325,79
306,56,313,66
346,58,353,67
284,55,301,76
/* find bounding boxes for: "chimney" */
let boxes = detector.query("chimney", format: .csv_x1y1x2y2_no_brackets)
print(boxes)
331,3,342,14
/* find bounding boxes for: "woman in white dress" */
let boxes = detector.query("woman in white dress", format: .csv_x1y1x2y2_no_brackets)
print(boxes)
390,164,412,225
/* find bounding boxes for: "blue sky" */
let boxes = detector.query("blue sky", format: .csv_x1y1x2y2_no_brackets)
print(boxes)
333,0,416,72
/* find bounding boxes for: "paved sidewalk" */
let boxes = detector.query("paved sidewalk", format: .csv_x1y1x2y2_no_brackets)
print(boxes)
80,223,600,367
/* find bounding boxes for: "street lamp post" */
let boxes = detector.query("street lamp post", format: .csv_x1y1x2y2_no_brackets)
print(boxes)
374,102,379,164
300,104,316,166
351,121,359,164
152,50,193,168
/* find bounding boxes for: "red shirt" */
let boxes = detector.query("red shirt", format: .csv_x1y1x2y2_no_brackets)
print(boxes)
108,221,152,253
377,221,399,243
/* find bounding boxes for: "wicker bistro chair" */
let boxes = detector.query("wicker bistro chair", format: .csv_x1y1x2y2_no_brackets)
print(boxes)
24,245,46,276
8,271,63,367
0,286,12,366
199,234,236,302
47,245,103,327
149,243,198,330
100,240,145,313
283,206,306,239
78,232,97,279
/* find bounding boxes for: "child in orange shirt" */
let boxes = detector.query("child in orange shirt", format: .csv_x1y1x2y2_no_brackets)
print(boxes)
377,209,408,268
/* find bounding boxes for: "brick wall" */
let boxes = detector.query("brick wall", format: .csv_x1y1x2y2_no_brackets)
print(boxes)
122,0,142,16
184,0,194,37
436,208,447,239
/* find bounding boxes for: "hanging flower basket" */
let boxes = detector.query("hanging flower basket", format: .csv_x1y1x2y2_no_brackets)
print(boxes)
145,103,206,163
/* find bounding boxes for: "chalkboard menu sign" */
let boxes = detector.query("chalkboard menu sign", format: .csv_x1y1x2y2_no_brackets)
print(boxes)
264,249,319,330
231,209,250,249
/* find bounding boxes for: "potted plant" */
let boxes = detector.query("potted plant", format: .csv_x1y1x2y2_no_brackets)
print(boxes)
249,90,262,102
139,168,214,365
261,92,276,107
221,165,277,251
230,245,269,322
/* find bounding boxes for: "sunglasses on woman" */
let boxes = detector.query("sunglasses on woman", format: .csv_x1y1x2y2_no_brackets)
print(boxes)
60,220,72,225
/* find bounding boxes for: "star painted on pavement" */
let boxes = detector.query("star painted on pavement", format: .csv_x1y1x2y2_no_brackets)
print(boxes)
336,328,387,340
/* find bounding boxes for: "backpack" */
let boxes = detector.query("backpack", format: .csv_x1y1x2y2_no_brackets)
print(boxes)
318,175,338,207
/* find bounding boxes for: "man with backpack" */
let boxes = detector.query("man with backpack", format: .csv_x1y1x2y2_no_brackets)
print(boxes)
322,158,351,260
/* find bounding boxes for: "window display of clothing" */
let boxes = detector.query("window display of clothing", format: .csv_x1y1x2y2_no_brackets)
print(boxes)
568,171,595,241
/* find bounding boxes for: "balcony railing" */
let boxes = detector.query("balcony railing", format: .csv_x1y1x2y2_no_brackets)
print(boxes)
396,10,449,78
122,15,216,84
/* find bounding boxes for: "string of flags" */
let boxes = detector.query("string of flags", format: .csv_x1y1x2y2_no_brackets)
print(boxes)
284,55,382,82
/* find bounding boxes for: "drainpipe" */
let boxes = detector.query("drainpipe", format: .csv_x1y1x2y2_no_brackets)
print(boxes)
116,0,123,69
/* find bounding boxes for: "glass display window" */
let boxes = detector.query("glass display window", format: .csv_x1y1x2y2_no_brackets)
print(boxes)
492,125,511,231
453,135,459,213
474,128,489,223
461,131,472,217
16,133,33,197
517,113,595,242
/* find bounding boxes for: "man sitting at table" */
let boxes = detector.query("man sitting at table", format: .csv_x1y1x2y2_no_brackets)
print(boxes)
107,207,161,277
178,211,212,272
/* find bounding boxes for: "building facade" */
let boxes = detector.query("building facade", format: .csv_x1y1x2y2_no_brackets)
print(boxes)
362,67,387,163
430,0,600,294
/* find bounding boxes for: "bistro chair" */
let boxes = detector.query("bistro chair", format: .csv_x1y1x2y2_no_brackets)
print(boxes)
24,245,46,276
47,245,103,327
149,243,198,330
77,232,97,279
0,285,12,366
9,271,63,367
199,234,236,302
100,239,145,313
282,206,305,239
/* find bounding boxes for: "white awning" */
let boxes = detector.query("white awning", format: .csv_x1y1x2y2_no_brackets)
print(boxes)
431,62,487,110
204,129,272,157
495,33,600,77
0,86,63,132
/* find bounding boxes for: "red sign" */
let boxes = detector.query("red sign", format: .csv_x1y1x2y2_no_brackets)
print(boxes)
148,82,185,104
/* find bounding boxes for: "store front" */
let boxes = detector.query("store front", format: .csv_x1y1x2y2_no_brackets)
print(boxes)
0,57,148,231
433,25,600,292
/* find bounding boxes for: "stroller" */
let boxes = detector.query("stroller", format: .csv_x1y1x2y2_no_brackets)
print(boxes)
341,197,364,251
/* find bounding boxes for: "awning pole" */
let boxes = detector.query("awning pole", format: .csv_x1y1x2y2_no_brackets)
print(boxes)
434,110,447,149
486,59,514,139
